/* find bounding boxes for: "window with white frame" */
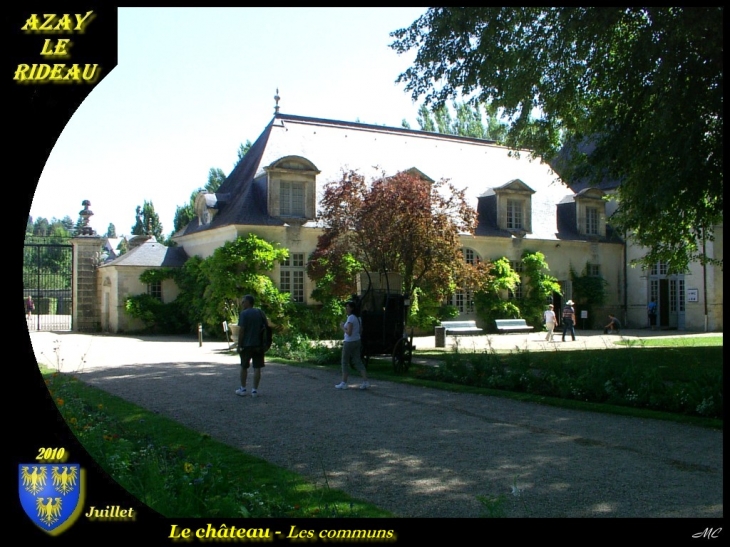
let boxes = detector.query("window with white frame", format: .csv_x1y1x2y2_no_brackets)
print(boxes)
586,206,599,235
280,181,305,217
280,253,305,303
450,248,480,313
506,199,524,230
463,248,479,265
587,263,601,277
453,289,475,314
651,261,669,276
147,281,162,302
509,260,523,299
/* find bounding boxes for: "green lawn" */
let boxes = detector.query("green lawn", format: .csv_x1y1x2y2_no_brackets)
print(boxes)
614,335,723,347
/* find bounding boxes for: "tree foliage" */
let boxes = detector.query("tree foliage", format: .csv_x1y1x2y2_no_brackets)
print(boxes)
131,200,163,240
570,264,608,329
131,235,292,336
310,169,491,309
416,101,507,142
199,234,290,332
236,140,252,167
473,257,521,332
391,7,723,272
519,251,562,328
27,216,73,239
172,167,228,234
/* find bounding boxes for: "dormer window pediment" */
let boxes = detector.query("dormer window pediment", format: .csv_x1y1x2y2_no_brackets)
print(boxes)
493,179,534,233
265,156,319,221
574,188,607,237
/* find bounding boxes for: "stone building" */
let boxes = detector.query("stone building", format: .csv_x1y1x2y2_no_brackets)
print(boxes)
93,108,721,333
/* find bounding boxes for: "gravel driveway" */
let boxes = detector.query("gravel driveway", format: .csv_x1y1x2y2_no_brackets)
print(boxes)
30,331,723,518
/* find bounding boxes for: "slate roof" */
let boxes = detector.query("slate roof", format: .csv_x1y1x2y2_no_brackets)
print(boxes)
177,113,594,242
100,237,188,268
549,138,622,193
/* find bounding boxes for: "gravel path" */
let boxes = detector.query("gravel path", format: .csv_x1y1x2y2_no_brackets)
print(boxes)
30,331,723,518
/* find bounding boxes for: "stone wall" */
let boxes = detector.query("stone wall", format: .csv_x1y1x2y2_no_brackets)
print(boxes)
72,236,103,332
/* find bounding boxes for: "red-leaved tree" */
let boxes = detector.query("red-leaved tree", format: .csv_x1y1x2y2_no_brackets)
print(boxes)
309,169,492,305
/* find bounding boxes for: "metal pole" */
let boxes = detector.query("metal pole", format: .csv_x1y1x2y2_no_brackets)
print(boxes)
198,323,203,347
36,244,41,331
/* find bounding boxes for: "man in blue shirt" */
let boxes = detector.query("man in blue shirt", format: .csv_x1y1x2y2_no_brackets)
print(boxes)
236,294,268,398
561,300,576,342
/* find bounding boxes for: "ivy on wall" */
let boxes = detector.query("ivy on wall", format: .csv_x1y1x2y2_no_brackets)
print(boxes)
570,264,608,329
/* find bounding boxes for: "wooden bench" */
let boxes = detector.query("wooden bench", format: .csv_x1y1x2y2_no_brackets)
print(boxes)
495,319,534,334
440,320,483,335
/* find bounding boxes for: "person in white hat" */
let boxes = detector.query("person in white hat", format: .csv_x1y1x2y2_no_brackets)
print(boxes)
561,300,576,342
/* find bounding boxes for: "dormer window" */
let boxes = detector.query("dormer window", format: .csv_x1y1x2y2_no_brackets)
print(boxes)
574,188,606,238
265,156,320,221
493,179,535,234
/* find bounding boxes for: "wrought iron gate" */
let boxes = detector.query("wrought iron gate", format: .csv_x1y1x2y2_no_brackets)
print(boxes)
23,238,73,331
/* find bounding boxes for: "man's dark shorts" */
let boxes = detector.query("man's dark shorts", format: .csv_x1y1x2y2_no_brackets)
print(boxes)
240,346,265,369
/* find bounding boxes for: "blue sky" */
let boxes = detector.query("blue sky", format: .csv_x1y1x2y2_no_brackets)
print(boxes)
31,7,429,237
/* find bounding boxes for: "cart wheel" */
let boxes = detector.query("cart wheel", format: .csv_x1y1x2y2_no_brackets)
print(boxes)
392,338,408,373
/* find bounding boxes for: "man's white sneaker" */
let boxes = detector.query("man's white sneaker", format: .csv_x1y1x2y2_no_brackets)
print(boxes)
359,381,370,390
235,387,247,397
335,382,348,389
251,390,258,398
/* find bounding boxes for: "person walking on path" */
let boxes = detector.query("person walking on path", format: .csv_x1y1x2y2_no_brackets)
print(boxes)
335,300,369,390
235,295,268,398
647,298,657,330
25,295,35,322
561,300,576,342
543,304,557,341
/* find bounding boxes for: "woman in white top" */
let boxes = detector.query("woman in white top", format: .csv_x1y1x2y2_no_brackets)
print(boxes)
335,301,369,390
543,304,557,342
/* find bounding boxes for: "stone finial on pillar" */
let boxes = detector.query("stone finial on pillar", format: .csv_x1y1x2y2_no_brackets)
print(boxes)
78,200,97,236
274,88,280,114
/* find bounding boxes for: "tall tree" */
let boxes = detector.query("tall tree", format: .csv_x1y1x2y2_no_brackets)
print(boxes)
171,167,229,235
391,7,723,272
416,104,436,132
309,170,491,308
205,167,226,192
415,101,507,141
106,223,117,238
32,217,50,237
235,140,253,167
131,200,163,241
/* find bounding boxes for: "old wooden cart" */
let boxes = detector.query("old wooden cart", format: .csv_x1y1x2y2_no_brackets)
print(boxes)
353,283,415,373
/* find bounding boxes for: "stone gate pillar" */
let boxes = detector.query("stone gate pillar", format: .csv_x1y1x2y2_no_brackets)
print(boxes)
72,200,103,332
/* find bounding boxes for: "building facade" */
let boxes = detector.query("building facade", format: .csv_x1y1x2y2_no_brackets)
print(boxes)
99,111,721,333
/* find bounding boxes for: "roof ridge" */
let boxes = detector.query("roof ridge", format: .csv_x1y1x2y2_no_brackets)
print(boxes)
274,112,500,146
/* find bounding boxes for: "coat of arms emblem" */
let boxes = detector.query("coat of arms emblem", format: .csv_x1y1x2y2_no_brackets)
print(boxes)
19,464,85,535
